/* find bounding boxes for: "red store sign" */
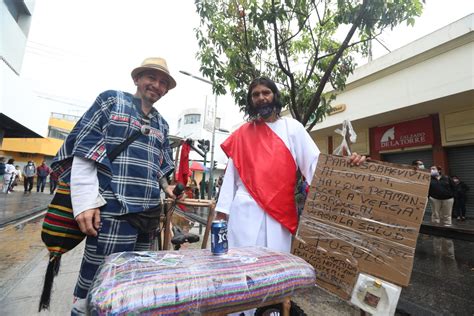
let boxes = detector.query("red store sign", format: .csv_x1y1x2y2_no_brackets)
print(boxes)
373,116,434,152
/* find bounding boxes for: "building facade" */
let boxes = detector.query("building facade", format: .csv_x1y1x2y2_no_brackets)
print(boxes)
0,0,50,146
310,14,474,217
0,112,79,169
174,107,229,194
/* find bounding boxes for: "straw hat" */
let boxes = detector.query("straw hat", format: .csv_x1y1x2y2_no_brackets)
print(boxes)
131,57,176,90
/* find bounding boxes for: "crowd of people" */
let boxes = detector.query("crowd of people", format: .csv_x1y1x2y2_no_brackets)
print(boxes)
412,159,470,224
0,158,57,194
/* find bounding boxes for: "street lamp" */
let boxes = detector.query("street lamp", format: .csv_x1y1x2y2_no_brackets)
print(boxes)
179,70,217,200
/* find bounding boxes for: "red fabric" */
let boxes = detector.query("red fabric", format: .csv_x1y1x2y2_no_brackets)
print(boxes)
221,121,298,234
176,143,191,186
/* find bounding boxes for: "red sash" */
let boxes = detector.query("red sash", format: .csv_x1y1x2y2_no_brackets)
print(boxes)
221,121,298,234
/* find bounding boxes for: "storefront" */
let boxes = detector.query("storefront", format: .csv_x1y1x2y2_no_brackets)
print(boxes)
373,116,435,166
310,15,474,218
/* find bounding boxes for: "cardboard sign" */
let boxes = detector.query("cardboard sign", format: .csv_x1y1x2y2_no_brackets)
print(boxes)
292,154,430,299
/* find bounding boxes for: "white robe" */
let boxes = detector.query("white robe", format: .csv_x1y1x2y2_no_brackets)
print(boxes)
216,117,320,253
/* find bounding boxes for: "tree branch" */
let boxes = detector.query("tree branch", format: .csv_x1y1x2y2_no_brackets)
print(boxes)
271,0,300,121
279,13,311,47
304,25,322,85
240,10,258,78
303,0,369,126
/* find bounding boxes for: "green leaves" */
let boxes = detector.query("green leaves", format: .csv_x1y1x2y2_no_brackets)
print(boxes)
194,0,424,128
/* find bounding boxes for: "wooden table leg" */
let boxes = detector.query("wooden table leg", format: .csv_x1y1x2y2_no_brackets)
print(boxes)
162,203,172,250
201,202,216,249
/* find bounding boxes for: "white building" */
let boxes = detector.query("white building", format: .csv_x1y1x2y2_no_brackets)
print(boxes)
174,106,230,194
175,107,230,167
0,0,49,147
310,14,474,217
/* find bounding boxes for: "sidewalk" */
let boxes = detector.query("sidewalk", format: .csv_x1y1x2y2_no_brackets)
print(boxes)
1,192,472,315
1,227,84,315
420,212,474,242
0,191,52,227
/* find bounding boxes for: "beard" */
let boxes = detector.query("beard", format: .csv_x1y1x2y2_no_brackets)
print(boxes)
256,99,278,119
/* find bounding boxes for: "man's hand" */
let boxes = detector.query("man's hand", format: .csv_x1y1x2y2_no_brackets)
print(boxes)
349,152,366,166
215,211,228,221
164,186,176,199
75,208,101,236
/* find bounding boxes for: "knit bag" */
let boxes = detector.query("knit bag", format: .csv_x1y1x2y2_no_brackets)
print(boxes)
38,129,143,311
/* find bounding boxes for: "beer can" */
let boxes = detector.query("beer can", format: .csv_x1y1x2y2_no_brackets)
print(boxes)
211,220,228,255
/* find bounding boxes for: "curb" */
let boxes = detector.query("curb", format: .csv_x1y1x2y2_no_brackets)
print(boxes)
0,207,47,228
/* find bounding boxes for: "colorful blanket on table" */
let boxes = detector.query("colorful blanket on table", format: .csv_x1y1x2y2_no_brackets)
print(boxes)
88,247,316,315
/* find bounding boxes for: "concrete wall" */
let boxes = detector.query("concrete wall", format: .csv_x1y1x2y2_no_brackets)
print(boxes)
314,14,474,134
0,0,49,138
0,62,50,136
0,0,34,73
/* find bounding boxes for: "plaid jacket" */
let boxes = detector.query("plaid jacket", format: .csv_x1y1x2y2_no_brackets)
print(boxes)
52,90,174,215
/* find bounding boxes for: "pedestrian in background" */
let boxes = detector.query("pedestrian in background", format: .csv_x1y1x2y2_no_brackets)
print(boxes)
49,170,59,194
215,175,223,200
36,161,51,193
412,159,425,170
12,165,22,191
451,175,469,221
0,157,5,192
428,165,454,226
3,159,17,194
23,161,36,193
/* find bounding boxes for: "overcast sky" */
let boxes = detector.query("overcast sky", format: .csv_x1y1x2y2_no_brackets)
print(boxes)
21,0,474,133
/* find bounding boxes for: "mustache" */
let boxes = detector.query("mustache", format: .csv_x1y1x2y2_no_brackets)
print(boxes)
146,87,162,98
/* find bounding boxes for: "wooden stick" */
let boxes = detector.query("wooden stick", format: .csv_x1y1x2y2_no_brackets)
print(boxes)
164,198,214,207
202,202,216,249
162,203,173,250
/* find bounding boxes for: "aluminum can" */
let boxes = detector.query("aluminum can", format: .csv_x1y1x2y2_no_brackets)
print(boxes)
211,220,228,255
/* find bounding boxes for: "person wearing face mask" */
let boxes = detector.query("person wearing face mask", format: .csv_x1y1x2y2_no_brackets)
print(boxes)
428,165,455,225
412,159,425,170
216,77,365,254
23,161,36,193
451,175,469,221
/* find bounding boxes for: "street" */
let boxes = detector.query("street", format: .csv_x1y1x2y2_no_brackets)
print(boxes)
0,191,473,315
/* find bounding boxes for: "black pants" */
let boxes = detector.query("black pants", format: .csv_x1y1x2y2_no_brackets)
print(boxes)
37,176,47,192
24,177,34,192
50,179,58,194
453,198,467,218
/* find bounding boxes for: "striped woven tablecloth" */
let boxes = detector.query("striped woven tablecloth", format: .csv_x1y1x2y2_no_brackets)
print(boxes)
88,247,316,315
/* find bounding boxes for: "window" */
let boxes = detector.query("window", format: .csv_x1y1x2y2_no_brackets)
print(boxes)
51,112,80,122
4,0,30,22
48,127,70,140
184,114,201,125
4,0,21,21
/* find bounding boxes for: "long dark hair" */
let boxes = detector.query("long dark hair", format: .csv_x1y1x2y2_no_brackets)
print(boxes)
245,77,282,121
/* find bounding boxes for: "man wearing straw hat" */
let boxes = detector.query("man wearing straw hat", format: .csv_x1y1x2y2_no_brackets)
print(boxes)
51,57,177,314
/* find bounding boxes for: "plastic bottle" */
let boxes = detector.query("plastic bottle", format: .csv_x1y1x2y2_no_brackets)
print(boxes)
357,279,387,313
